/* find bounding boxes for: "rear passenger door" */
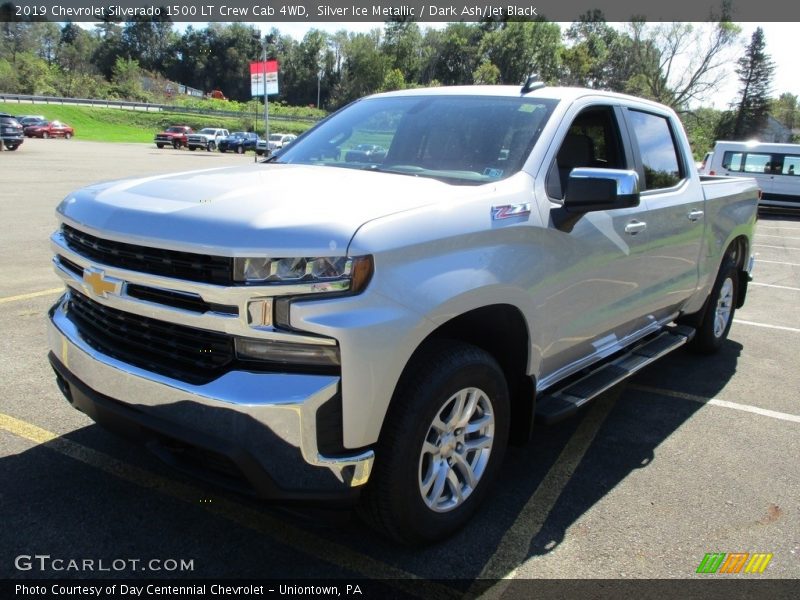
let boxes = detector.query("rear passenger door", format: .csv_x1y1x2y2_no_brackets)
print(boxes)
623,108,704,321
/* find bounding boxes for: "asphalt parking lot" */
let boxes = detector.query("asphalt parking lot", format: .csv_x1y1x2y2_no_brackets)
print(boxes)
1,139,798,594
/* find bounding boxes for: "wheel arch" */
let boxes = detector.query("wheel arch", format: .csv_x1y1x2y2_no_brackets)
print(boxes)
388,304,535,446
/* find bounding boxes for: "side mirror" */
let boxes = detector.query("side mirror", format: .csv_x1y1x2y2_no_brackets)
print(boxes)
564,168,640,213
552,168,640,232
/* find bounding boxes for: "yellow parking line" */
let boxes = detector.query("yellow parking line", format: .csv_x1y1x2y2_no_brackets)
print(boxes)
470,387,620,596
0,412,458,599
0,287,62,304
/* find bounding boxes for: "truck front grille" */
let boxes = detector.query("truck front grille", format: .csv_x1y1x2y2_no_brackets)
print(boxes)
66,291,234,384
62,224,233,285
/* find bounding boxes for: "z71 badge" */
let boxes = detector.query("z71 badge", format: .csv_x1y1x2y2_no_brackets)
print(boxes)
492,203,531,220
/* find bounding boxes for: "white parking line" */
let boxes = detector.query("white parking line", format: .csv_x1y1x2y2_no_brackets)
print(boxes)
734,319,800,333
756,234,800,241
750,282,800,292
629,385,800,425
756,259,800,267
754,244,800,251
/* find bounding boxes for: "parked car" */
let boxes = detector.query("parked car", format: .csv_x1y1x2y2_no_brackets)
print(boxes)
697,151,713,175
706,140,800,210
218,132,260,154
186,128,230,151
344,144,387,163
154,126,193,149
257,133,296,156
25,120,74,139
0,113,24,151
17,115,46,127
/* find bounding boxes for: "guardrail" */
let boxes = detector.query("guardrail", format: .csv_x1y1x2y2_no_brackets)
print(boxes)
0,93,320,123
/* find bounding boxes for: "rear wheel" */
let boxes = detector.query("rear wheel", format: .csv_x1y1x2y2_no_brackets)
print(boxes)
172,140,181,150
689,256,739,354
42,132,50,139
64,132,72,139
156,143,164,149
359,340,509,544
5,143,19,151
188,146,196,151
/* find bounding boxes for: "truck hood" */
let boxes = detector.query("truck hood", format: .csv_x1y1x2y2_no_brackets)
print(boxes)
57,163,464,256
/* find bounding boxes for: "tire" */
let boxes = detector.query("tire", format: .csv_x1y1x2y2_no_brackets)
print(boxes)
219,147,227,153
359,340,510,544
65,133,72,139
256,150,263,156
207,141,216,152
42,132,50,139
5,144,19,151
173,140,181,150
156,143,164,149
188,146,196,151
689,256,738,354
236,145,245,154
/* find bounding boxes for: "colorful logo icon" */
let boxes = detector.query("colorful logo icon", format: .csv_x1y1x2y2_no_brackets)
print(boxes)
697,552,773,574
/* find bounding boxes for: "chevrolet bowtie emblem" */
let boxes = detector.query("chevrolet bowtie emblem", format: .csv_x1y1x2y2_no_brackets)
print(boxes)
83,268,121,298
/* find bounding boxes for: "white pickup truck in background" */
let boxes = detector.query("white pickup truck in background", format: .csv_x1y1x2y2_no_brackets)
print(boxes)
47,83,758,544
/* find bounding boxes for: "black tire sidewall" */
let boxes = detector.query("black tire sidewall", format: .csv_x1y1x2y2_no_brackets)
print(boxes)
694,257,738,353
368,343,510,543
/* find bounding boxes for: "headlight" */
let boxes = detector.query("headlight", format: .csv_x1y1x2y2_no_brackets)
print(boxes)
233,255,373,294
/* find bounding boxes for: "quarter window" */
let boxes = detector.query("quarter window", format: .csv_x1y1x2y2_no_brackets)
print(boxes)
627,110,683,190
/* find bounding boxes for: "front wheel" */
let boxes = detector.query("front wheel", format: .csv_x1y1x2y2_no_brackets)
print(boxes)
359,340,509,544
236,144,245,154
173,140,181,150
188,146,196,151
42,132,50,139
207,141,216,152
689,256,739,354
156,143,164,149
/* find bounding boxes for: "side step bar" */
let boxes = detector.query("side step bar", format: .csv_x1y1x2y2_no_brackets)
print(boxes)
535,325,695,425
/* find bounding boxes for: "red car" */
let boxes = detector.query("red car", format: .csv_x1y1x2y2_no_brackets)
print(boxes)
24,120,74,139
154,125,193,149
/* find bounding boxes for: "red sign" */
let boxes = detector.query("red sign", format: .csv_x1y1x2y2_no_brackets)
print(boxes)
250,60,279,96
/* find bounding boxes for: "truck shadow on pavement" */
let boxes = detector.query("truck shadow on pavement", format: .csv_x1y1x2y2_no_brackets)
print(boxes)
2,340,741,588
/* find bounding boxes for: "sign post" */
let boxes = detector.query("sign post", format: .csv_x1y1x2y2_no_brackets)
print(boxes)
250,58,279,155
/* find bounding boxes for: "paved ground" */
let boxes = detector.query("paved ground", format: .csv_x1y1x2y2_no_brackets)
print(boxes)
1,140,798,594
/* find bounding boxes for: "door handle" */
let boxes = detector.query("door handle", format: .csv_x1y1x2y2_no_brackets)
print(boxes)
624,220,647,235
688,209,705,222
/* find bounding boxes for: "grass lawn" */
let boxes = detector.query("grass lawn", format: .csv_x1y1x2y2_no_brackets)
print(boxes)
1,102,313,143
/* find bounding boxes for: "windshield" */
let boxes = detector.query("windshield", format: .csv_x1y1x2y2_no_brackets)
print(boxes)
230,132,247,137
166,127,185,133
198,128,216,134
269,134,285,141
275,94,557,184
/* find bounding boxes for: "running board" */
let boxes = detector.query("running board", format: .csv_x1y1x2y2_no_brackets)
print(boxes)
535,325,695,425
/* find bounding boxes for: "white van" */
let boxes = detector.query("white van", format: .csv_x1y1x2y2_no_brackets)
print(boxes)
707,140,800,209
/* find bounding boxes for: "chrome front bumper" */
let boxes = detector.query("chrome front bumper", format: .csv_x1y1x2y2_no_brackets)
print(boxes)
47,294,373,497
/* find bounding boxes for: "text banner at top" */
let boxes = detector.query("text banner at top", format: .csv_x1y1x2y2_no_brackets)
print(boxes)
2,0,799,22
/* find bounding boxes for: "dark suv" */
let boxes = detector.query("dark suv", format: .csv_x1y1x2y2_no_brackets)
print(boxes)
0,113,24,151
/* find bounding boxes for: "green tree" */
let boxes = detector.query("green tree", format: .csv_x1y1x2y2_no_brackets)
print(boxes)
472,60,500,85
481,20,562,85
732,27,774,138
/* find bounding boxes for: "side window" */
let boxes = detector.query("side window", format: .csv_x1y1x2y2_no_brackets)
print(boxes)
627,110,683,191
741,152,772,173
546,106,626,199
722,151,743,170
781,155,800,175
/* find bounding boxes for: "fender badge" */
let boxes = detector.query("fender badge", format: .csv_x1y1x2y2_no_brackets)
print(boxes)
492,203,531,220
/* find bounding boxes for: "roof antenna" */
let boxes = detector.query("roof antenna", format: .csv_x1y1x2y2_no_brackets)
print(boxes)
521,74,545,94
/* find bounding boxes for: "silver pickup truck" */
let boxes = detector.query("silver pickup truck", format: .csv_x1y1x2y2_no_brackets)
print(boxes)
47,84,758,544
